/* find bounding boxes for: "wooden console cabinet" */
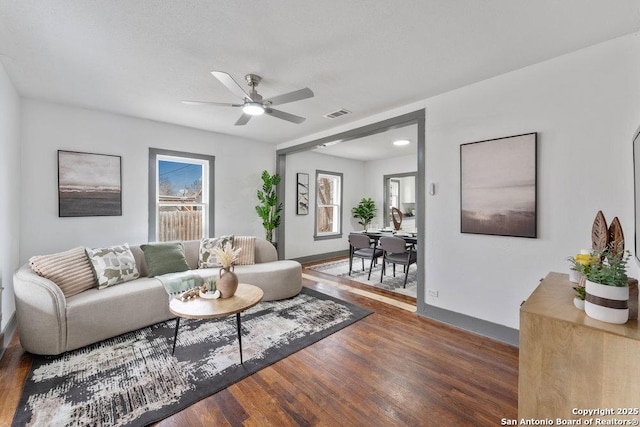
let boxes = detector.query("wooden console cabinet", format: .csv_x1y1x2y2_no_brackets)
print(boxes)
519,272,640,420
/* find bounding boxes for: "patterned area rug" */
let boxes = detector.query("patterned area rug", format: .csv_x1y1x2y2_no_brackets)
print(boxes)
308,258,417,298
12,288,371,427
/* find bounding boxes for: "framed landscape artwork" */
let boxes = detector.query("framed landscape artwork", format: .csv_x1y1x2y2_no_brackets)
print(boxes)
297,173,309,215
58,150,122,217
460,132,537,238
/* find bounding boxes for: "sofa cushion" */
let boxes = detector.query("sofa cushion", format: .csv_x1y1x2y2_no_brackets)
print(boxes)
182,240,200,269
65,277,172,351
230,260,302,301
141,242,190,277
29,246,96,298
85,243,140,289
234,236,256,265
198,235,233,268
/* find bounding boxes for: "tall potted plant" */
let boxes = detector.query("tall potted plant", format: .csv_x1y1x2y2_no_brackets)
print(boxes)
581,243,631,324
351,198,377,231
255,170,283,244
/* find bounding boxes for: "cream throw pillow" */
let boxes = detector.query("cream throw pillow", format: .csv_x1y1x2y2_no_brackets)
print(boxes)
29,246,96,298
234,236,256,265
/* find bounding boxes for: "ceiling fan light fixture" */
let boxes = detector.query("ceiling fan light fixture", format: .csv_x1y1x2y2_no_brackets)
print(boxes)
242,102,265,115
393,139,411,146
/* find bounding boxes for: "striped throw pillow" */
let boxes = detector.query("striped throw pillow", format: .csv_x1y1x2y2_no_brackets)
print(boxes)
234,236,256,265
29,247,96,298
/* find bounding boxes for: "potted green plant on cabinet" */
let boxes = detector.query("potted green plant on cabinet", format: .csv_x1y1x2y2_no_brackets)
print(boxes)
566,252,598,310
582,243,631,324
351,198,377,231
255,170,282,246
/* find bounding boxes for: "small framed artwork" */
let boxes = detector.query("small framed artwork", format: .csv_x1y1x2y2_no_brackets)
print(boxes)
297,173,309,215
58,150,122,217
460,132,537,238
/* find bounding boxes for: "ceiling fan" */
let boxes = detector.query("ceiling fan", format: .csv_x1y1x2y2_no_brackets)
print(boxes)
182,71,314,126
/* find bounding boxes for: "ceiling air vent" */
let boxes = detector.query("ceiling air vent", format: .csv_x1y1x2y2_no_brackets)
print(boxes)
323,108,352,119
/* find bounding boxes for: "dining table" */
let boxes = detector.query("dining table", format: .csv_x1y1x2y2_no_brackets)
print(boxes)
355,230,418,247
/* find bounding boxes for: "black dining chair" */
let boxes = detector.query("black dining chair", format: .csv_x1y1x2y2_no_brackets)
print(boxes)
379,235,417,288
348,233,383,280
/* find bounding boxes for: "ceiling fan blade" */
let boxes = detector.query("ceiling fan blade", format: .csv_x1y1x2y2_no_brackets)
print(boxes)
181,100,242,107
264,87,314,106
266,108,306,124
235,113,252,126
211,71,252,101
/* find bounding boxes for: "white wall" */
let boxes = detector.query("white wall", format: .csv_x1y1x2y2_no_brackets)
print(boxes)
20,100,275,263
0,63,21,333
425,33,640,329
284,150,365,258
280,33,640,331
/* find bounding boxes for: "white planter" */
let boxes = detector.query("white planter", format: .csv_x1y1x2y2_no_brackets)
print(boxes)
568,268,581,283
584,279,629,324
573,298,585,310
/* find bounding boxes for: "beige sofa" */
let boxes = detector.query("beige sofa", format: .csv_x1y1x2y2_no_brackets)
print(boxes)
13,238,302,355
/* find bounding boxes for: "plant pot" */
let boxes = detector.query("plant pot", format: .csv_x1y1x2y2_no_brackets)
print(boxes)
568,268,581,283
573,297,585,310
217,266,238,298
584,279,629,324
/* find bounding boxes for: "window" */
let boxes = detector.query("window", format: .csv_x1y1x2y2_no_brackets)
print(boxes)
389,179,400,212
148,149,215,241
315,170,343,239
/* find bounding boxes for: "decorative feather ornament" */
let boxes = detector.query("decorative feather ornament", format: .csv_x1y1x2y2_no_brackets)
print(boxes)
608,216,624,254
591,210,609,251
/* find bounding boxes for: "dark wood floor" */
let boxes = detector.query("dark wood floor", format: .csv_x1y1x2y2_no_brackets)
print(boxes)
0,266,518,426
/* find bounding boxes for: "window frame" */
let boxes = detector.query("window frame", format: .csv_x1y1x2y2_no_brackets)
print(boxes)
148,148,215,242
314,170,343,240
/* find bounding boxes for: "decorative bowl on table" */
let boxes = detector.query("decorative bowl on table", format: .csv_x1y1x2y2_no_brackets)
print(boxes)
199,289,221,299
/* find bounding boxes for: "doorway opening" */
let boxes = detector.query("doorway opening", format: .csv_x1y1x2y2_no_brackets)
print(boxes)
275,110,426,312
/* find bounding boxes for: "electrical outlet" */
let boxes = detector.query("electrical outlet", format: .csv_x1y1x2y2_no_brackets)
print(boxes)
427,289,439,298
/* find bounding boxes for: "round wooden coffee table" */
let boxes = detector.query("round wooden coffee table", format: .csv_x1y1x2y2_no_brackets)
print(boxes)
169,283,264,364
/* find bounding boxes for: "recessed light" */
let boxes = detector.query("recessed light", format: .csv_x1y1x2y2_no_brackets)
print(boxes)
393,139,410,146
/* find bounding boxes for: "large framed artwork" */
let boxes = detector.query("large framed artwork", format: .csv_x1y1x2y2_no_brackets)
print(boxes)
297,173,309,215
58,150,122,217
460,132,537,238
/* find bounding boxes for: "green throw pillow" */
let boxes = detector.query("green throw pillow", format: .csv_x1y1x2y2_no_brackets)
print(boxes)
86,244,140,290
141,242,190,277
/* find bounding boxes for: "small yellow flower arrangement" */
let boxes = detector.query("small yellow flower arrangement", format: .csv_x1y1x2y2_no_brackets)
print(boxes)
572,253,599,267
567,252,599,300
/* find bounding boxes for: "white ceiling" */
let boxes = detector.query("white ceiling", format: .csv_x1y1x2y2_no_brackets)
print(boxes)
0,1,638,145
310,124,417,162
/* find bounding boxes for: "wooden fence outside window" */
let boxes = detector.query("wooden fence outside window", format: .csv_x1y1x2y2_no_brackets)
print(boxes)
158,210,202,241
